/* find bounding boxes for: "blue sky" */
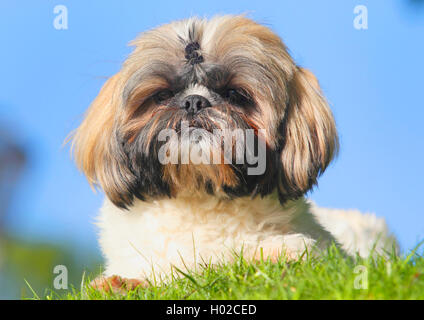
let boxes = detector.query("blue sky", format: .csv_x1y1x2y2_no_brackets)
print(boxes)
1,0,423,252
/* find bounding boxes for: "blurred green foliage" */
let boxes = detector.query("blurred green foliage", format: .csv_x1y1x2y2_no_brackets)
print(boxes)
0,234,101,299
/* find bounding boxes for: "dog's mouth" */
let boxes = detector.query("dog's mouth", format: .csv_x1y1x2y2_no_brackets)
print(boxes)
188,118,215,133
171,112,223,134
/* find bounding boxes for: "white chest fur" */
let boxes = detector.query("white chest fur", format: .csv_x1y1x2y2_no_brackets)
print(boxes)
96,193,325,280
96,192,394,281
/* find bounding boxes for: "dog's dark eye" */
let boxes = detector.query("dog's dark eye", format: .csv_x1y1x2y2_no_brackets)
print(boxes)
224,88,252,106
154,89,174,103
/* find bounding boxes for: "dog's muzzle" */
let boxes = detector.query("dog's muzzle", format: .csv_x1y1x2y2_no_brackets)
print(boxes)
181,95,211,115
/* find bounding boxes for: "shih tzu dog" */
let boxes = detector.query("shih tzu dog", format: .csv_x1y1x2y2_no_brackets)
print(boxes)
72,16,395,290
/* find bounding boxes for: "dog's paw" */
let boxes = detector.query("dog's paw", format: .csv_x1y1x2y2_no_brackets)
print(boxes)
252,236,315,263
253,247,305,263
90,275,148,293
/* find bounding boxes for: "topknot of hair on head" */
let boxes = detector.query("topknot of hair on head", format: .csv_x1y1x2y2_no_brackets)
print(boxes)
185,41,203,65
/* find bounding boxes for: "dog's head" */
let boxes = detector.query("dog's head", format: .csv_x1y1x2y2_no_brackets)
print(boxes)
72,16,338,209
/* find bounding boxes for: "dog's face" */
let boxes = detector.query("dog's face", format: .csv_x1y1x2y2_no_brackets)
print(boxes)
72,16,338,209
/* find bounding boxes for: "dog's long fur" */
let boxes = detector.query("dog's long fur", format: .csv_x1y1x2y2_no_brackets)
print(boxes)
72,16,395,284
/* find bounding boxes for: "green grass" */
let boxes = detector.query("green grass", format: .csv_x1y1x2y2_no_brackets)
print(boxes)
37,245,424,300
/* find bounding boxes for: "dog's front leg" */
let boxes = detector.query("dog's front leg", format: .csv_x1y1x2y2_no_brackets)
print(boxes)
90,275,148,293
250,234,317,263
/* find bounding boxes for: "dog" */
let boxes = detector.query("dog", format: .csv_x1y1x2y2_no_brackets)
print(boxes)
71,15,395,291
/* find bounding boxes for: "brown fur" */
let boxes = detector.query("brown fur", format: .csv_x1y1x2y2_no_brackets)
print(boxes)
279,68,338,199
71,16,338,207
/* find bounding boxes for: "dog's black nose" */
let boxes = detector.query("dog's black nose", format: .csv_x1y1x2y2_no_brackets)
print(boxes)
181,95,211,114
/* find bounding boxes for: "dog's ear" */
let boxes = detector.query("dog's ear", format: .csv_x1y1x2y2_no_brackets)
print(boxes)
277,67,338,202
71,73,138,208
